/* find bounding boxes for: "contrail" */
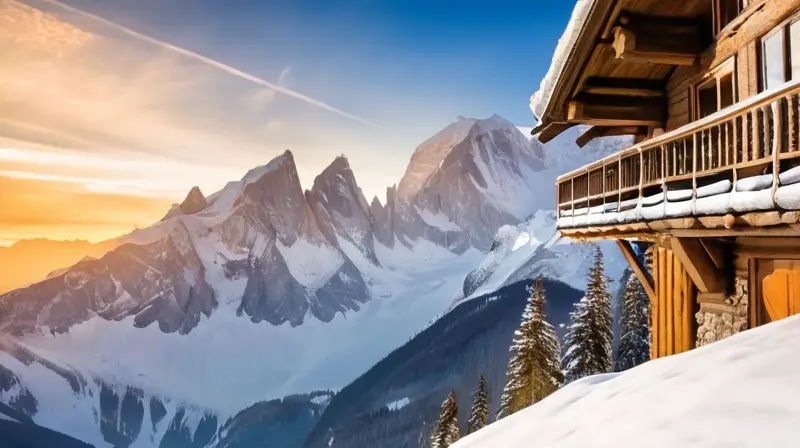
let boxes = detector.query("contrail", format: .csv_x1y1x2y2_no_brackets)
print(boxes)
41,0,384,129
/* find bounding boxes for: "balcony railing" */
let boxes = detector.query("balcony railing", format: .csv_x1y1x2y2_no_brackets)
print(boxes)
556,79,800,229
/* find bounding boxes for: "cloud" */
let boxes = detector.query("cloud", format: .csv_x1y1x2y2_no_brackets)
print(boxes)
39,0,382,129
244,65,292,113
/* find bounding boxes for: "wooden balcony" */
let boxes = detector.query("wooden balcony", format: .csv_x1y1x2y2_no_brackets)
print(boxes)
556,79,800,239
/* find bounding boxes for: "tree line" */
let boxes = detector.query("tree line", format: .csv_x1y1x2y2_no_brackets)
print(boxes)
429,246,651,447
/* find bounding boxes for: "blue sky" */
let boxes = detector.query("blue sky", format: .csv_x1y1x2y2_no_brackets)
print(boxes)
64,0,573,126
0,0,574,242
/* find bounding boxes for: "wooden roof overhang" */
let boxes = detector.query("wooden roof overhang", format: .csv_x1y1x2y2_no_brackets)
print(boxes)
533,0,712,147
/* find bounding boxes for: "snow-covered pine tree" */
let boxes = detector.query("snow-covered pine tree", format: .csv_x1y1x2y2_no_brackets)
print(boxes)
614,269,651,372
466,375,489,434
562,246,613,383
430,390,460,448
496,276,563,419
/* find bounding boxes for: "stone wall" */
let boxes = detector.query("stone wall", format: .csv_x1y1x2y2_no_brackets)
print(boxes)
695,276,749,348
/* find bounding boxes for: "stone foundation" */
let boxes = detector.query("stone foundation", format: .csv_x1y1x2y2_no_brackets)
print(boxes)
695,276,749,348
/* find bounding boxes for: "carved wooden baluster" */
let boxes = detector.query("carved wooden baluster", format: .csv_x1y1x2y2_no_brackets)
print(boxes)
772,100,783,198
712,125,722,168
724,121,730,167
692,132,698,195
639,151,644,199
754,108,761,160
701,129,706,171
742,112,749,163
790,94,797,153
617,155,622,212
571,178,575,217
733,115,739,165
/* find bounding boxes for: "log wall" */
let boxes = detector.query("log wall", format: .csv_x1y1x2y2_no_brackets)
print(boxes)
650,246,696,359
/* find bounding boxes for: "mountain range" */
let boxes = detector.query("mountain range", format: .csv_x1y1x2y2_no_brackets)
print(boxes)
0,115,629,447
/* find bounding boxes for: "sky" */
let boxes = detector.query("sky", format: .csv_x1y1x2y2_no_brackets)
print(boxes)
0,0,575,245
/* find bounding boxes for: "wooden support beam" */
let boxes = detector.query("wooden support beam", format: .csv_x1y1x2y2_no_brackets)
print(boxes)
582,77,665,97
670,238,725,294
575,125,647,148
616,240,657,304
697,292,728,305
536,122,578,144
612,27,698,66
567,97,664,128
699,238,727,270
611,14,703,66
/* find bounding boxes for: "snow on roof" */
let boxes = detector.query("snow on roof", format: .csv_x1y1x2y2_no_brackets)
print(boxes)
454,315,800,448
530,0,596,122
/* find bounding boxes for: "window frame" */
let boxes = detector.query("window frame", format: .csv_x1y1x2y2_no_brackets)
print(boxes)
713,0,751,37
758,12,800,92
691,57,738,121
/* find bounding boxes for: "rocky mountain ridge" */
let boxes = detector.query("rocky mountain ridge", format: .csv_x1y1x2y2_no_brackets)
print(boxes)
0,115,631,447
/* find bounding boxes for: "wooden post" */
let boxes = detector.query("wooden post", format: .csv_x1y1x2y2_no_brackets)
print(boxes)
743,113,749,162
754,108,761,160
602,163,607,213
724,122,729,167
692,132,698,193
639,150,645,198
701,129,706,171
618,156,623,212
772,100,783,202
790,94,797,153
571,178,575,217
733,115,739,164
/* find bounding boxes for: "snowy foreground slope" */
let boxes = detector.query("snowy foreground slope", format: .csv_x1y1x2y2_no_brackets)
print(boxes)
455,316,800,448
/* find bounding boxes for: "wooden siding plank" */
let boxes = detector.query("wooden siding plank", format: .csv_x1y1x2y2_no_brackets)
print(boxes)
659,247,668,358
666,249,675,355
651,247,659,359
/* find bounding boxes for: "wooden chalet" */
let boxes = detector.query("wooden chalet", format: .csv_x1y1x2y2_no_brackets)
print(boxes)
531,0,800,359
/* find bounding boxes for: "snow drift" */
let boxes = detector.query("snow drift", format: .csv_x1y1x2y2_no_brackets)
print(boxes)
455,315,800,448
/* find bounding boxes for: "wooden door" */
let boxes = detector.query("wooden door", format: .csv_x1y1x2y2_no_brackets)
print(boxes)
756,260,800,325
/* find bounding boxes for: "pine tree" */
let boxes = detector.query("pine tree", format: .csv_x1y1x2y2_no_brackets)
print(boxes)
497,276,563,419
466,375,489,434
562,246,613,383
614,269,651,372
430,391,460,448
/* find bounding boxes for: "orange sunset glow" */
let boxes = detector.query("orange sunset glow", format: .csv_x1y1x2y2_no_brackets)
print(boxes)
0,0,417,248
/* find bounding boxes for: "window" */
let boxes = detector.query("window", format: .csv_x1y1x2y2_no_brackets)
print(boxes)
760,15,800,91
692,58,737,120
763,29,786,90
791,21,800,80
697,80,718,119
714,0,749,35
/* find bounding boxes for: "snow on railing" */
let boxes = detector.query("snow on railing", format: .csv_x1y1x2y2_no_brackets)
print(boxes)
556,79,800,227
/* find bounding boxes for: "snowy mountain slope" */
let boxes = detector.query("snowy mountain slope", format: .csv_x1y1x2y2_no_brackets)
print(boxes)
456,211,628,305
0,335,334,448
0,114,631,446
10,240,483,415
455,314,800,448
304,279,584,448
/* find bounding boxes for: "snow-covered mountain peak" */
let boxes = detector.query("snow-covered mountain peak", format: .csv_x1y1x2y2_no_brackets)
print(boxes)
471,113,516,135
397,117,482,199
241,149,295,184
180,186,208,214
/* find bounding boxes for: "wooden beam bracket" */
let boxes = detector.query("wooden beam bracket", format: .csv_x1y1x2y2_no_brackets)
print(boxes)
670,238,727,294
616,240,657,303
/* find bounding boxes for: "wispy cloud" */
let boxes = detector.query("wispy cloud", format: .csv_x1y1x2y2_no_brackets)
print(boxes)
40,0,383,129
